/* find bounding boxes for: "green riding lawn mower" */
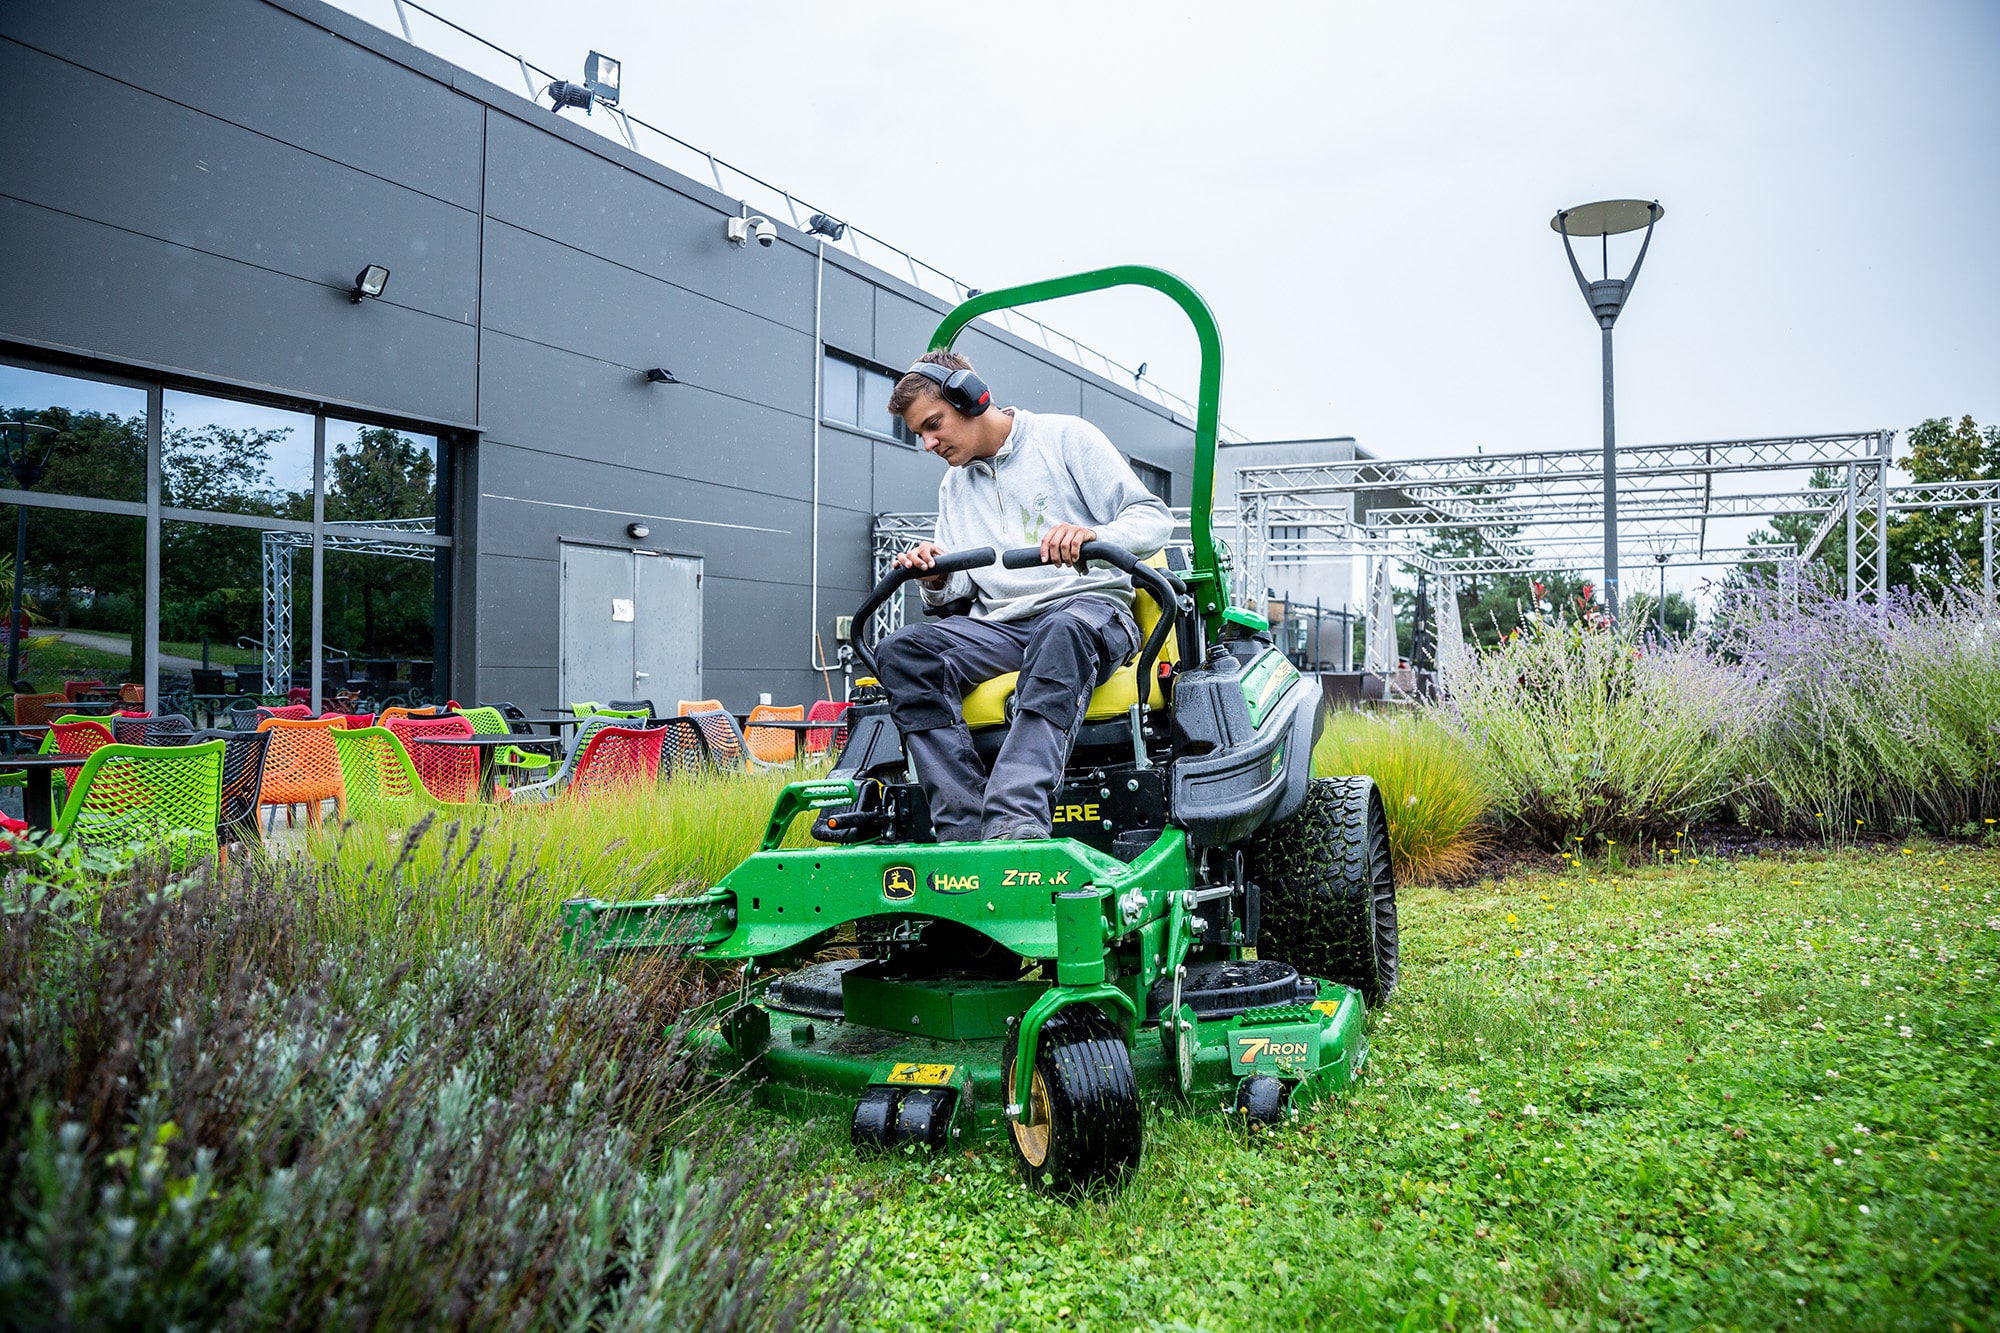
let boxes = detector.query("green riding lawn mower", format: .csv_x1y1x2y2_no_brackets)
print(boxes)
562,266,1398,1193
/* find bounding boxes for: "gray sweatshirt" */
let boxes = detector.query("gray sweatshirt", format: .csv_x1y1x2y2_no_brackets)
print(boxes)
920,407,1174,621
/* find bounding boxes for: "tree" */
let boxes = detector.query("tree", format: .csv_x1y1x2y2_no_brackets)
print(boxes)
1887,415,1999,591
322,428,439,659
1738,466,1844,584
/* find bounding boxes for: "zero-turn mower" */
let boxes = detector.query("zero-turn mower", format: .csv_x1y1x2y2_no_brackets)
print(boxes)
563,266,1398,1193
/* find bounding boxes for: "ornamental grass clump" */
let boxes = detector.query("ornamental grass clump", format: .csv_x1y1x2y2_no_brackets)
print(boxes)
1442,619,1764,847
0,852,866,1330
1719,580,2000,835
1312,708,1494,883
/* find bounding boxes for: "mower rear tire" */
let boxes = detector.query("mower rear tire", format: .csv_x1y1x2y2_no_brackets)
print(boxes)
1003,1005,1142,1194
1246,776,1399,1006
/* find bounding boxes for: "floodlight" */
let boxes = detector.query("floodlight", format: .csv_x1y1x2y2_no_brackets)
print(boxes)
584,52,621,105
805,212,847,241
644,367,679,384
350,264,391,302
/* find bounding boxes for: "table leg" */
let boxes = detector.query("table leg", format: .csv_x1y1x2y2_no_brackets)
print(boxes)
24,768,55,831
478,747,498,802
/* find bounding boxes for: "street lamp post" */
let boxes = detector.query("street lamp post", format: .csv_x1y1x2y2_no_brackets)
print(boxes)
0,420,59,691
1553,199,1663,622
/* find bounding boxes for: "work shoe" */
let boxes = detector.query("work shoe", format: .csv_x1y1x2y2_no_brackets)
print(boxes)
984,821,1050,841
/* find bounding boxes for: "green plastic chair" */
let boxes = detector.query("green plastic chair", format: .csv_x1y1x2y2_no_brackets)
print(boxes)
328,726,485,822
460,704,551,780
569,702,649,721
50,740,226,870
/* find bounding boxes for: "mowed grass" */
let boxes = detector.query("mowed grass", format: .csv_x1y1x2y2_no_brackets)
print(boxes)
822,840,2000,1331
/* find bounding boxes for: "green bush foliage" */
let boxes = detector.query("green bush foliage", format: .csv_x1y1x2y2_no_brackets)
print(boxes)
1441,621,1763,847
1313,709,1494,883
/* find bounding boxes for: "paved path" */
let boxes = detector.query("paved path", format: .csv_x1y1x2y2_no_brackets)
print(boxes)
50,630,205,672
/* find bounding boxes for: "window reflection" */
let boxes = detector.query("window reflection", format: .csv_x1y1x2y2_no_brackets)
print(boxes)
324,420,438,524
0,363,146,503
160,519,309,705
162,389,314,516
1,504,145,689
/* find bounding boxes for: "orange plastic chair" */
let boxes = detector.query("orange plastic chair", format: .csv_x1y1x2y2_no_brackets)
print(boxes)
117,683,145,707
382,714,478,803
256,716,347,827
11,692,68,729
803,700,851,756
744,704,804,765
676,699,725,716
380,705,446,722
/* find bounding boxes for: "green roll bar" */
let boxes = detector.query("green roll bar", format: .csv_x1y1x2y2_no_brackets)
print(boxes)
927,265,1230,639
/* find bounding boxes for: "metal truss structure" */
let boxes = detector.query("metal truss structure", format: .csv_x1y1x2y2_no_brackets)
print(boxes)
260,520,440,684
869,432,1996,681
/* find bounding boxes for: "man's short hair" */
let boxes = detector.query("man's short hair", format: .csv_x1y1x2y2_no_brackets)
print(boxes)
887,350,975,417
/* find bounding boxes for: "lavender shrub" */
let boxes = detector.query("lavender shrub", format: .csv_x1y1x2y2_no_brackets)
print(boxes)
1718,581,2000,835
1441,619,1765,846
0,856,866,1331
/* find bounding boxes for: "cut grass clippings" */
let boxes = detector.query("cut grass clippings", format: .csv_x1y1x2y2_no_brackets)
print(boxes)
826,840,2000,1331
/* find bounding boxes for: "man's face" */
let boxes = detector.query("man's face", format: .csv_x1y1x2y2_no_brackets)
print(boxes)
900,391,980,467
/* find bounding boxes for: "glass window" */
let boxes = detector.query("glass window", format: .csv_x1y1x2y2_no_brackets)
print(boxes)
820,351,857,427
0,363,147,503
159,518,309,703
162,389,313,518
324,420,439,525
2,504,145,691
1129,458,1173,506
323,546,443,705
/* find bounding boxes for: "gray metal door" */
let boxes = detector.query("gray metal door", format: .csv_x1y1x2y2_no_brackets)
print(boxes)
561,543,703,709
560,543,636,707
634,550,702,709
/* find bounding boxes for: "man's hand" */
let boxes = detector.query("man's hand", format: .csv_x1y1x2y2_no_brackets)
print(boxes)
1039,523,1098,570
893,541,952,589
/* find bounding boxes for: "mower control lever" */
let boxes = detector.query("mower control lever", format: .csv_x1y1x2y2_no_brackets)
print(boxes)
848,545,997,676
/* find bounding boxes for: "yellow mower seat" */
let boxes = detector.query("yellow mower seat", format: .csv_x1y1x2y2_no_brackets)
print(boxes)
961,555,1178,729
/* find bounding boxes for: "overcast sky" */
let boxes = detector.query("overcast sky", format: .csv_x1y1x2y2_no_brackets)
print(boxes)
330,0,1997,464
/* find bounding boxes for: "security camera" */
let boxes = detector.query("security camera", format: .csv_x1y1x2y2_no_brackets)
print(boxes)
726,215,777,248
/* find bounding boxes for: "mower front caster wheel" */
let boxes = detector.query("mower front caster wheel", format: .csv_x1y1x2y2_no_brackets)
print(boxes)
1003,1005,1142,1195
1234,1075,1287,1128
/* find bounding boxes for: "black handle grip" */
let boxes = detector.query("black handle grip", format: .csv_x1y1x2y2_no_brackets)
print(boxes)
849,546,997,676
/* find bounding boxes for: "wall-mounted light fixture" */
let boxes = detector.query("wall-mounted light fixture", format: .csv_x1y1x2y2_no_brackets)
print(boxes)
644,367,679,384
544,79,595,115
584,51,621,105
350,264,391,303
726,214,776,248
805,212,847,241
626,522,651,540
1133,362,1149,385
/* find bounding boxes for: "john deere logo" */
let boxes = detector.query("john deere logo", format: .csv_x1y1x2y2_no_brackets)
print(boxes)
927,871,979,895
882,865,915,901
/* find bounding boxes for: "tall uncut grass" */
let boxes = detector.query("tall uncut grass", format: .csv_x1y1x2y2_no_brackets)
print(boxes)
1312,709,1494,883
0,843,866,1328
1718,580,2000,835
1442,619,1765,846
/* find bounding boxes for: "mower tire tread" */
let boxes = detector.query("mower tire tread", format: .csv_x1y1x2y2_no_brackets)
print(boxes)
1004,1004,1142,1194
1246,776,1399,1006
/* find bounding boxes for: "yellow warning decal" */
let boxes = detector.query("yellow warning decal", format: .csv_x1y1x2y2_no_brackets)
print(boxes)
1311,1000,1341,1016
885,1062,955,1086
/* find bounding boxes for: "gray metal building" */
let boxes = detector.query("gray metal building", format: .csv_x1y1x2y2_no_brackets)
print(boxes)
0,0,1205,712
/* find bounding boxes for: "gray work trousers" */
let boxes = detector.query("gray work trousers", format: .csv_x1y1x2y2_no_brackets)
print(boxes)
875,596,1139,841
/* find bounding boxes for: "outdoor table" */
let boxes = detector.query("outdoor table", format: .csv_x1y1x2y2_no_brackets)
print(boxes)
0,753,87,829
522,714,592,739
409,734,561,802
0,722,49,757
55,700,122,716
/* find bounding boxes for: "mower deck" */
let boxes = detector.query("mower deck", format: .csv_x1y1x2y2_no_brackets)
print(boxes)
696,976,1369,1145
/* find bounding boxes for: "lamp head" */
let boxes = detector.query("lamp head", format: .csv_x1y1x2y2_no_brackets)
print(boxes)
350,264,391,302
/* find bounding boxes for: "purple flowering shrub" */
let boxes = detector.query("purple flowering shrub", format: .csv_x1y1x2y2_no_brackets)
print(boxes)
1717,581,2000,834
1441,618,1764,845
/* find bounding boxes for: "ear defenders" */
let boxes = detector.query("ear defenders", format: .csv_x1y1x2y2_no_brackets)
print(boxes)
905,360,992,417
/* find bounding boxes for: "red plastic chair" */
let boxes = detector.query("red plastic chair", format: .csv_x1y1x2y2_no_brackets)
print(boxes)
63,680,110,702
259,704,313,723
382,714,478,803
567,725,667,800
803,700,851,756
